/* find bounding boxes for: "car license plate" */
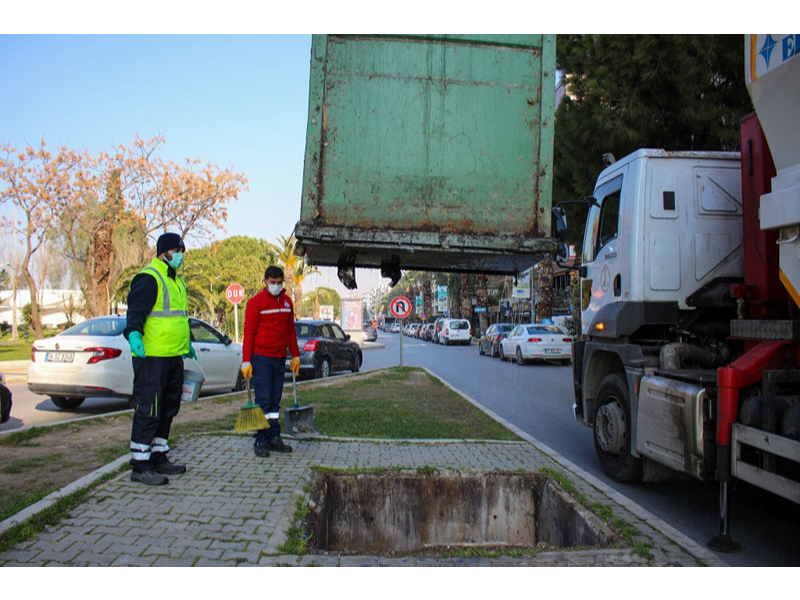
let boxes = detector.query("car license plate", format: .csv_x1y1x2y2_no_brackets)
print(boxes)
46,351,75,363
544,349,561,355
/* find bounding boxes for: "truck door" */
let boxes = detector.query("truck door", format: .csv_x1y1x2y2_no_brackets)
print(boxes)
581,174,625,335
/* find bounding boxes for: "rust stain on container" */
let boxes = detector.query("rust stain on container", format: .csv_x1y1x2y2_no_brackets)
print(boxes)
296,34,556,277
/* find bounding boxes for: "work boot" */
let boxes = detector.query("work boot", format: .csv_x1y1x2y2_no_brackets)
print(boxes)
267,438,292,453
152,454,187,475
130,467,169,486
254,443,271,458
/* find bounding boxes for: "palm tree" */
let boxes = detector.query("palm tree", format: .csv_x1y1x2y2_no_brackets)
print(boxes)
293,258,320,319
268,234,298,309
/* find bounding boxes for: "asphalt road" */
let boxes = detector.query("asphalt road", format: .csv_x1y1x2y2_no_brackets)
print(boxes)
367,331,800,567
0,382,132,432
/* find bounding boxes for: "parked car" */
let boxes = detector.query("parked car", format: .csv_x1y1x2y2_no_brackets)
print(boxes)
498,324,573,365
438,318,471,345
432,318,446,343
27,316,245,409
420,323,434,341
362,323,378,342
291,320,363,379
0,371,12,424
478,323,515,358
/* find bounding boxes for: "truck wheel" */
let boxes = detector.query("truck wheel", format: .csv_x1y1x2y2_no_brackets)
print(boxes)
592,373,642,483
50,396,85,410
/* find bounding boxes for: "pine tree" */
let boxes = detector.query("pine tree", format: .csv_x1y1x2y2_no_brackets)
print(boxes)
554,35,752,238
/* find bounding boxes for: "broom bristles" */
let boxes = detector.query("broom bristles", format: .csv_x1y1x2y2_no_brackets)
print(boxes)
234,405,269,432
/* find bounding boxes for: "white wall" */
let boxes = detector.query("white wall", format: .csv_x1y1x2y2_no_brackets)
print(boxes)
0,289,86,328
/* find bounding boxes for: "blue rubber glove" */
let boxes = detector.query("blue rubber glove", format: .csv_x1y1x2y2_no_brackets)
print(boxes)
129,331,145,358
184,345,197,360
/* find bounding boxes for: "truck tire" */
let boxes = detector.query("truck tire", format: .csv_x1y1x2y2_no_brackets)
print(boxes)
592,373,642,483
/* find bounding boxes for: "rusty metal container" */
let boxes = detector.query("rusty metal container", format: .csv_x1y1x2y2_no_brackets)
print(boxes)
295,34,556,287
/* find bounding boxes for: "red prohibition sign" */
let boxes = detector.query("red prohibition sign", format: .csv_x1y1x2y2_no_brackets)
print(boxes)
226,283,245,305
390,296,412,319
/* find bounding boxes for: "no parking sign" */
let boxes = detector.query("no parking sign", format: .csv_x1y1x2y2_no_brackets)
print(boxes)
390,296,412,368
390,296,412,319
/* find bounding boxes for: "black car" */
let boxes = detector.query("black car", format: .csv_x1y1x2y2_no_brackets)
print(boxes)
478,323,515,358
289,320,363,379
0,373,12,424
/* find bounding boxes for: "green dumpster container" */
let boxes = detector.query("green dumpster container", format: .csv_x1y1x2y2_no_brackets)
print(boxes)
295,34,556,287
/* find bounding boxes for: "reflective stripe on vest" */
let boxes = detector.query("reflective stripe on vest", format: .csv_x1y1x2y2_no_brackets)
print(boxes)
141,267,189,317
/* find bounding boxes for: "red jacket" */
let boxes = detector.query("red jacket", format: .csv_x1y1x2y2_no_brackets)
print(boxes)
242,289,300,362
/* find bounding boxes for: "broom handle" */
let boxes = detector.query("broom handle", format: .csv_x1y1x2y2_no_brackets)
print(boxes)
292,370,298,408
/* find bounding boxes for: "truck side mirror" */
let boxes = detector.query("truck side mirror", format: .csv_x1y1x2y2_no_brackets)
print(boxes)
552,206,569,264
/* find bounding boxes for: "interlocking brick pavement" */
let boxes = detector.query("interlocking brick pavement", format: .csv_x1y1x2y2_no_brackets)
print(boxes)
0,434,726,566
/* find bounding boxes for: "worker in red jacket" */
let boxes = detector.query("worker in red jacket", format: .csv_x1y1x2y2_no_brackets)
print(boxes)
240,266,301,457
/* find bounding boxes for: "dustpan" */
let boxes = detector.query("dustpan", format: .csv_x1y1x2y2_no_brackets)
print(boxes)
284,371,318,436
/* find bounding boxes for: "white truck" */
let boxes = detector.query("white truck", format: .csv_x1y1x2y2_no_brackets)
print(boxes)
564,35,800,551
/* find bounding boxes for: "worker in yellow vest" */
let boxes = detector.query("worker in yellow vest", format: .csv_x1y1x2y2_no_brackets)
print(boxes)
124,232,197,486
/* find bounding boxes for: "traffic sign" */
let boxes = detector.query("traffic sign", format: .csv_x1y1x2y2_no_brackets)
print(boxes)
390,296,412,319
226,283,245,305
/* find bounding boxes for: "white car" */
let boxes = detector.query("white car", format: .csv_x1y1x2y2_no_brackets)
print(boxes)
499,324,573,365
438,318,471,345
27,316,244,409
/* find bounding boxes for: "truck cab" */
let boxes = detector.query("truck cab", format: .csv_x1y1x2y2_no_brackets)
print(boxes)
574,150,745,483
580,150,742,338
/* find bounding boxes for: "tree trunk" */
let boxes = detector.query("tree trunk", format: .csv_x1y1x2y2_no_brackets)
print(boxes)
536,259,554,322
422,272,432,321
293,284,303,319
22,266,43,339
460,273,473,322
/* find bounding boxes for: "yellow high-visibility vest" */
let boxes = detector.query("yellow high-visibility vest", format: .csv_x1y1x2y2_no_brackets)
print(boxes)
135,258,190,357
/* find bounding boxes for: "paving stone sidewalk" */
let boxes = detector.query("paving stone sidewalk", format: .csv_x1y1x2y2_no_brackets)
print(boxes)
0,435,726,567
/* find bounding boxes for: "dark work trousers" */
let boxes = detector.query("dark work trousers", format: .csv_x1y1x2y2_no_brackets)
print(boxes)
130,355,184,472
251,353,286,445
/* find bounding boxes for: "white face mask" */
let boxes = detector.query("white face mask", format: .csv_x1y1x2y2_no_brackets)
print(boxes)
268,284,283,297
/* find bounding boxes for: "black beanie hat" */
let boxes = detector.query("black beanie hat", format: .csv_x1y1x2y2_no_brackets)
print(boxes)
156,232,185,256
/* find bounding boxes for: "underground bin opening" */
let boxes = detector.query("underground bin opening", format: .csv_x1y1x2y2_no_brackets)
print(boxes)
302,470,619,555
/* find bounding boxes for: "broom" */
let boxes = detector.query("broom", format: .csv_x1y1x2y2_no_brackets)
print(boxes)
234,377,269,432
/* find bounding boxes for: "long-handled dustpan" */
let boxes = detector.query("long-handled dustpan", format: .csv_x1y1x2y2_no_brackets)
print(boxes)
284,371,318,436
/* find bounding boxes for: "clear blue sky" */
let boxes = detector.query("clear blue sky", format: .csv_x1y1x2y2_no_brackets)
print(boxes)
0,34,387,294
1,34,311,247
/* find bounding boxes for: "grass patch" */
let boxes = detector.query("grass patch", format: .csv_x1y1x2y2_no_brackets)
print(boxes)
277,495,312,555
0,489,55,523
286,367,520,440
437,546,542,559
0,428,46,447
539,466,589,505
0,339,34,361
2,455,64,474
